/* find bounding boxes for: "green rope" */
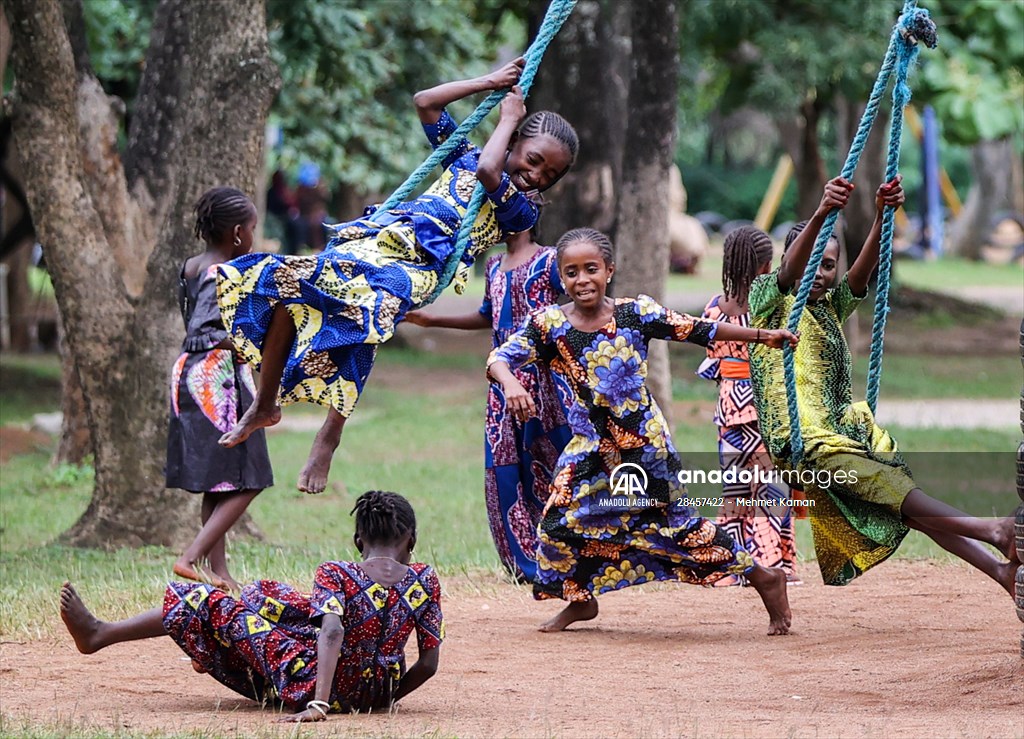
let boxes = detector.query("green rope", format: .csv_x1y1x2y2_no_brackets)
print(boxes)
783,0,937,464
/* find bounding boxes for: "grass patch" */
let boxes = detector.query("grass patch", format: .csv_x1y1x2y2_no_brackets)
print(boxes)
0,353,62,425
895,256,1024,291
1,346,1018,640
852,353,1022,399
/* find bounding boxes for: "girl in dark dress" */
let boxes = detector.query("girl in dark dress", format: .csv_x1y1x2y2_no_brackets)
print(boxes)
167,188,274,591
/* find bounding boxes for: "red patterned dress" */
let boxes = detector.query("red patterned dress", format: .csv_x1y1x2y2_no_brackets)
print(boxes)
698,295,796,585
162,561,444,712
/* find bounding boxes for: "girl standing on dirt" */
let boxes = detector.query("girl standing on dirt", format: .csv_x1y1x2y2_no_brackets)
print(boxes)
405,229,571,582
697,226,798,586
749,174,1020,590
488,228,799,634
215,57,579,498
59,490,443,721
166,187,274,591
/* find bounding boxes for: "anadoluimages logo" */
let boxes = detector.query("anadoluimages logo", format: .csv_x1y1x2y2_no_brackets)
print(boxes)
609,462,648,498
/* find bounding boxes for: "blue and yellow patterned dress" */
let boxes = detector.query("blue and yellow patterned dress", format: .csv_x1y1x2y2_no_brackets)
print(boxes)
748,270,911,586
217,110,538,417
488,296,755,602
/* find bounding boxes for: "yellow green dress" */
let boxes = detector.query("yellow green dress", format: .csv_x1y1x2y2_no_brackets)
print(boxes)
216,110,538,417
748,270,911,585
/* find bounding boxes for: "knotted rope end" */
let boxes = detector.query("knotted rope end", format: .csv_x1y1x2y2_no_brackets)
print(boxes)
898,8,938,49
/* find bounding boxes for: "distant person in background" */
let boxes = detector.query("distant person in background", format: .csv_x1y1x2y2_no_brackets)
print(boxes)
266,170,301,255
296,162,330,252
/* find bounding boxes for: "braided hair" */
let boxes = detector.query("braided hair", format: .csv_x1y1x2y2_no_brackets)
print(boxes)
722,226,774,304
555,227,614,267
784,219,839,255
518,111,579,173
350,490,416,545
193,187,255,244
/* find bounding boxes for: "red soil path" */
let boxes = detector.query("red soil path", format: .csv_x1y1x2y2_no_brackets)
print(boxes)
1,560,1021,738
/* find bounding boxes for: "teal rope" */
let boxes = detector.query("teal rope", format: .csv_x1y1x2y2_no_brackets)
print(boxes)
363,0,577,306
783,0,936,464
421,0,577,306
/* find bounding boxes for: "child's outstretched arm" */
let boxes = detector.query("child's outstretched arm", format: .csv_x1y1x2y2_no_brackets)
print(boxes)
413,57,525,125
847,174,905,296
713,322,800,349
777,177,853,292
280,613,344,723
476,84,526,192
404,310,490,330
392,646,440,704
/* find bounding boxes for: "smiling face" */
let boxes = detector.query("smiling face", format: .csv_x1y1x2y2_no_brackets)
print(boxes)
505,133,572,193
558,240,614,310
809,239,840,301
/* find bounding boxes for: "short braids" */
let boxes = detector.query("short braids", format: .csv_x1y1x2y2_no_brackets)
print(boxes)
193,187,254,243
518,111,579,168
555,227,614,267
350,490,416,545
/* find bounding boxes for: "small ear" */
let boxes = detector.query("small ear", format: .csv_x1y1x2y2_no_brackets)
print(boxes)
353,533,364,553
408,533,417,554
507,131,520,151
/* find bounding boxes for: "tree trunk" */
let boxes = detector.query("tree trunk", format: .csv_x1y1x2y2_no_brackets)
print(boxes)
947,137,1018,260
835,95,888,265
613,0,678,418
4,0,280,548
777,96,828,220
528,0,630,244
53,313,92,464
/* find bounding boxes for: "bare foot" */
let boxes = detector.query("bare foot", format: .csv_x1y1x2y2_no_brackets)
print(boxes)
997,561,1018,598
218,405,281,448
59,582,103,654
191,659,208,674
297,438,339,494
747,565,792,635
538,599,599,632
173,559,229,590
996,516,1019,565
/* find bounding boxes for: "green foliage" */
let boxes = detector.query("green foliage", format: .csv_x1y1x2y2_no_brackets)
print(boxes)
265,0,507,192
680,0,897,116
81,0,154,106
681,161,798,222
79,1,517,194
917,0,1024,144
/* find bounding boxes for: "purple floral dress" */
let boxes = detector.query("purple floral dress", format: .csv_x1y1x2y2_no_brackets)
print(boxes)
480,248,571,581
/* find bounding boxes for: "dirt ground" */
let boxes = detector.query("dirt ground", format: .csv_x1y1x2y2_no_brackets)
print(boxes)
2,561,1021,738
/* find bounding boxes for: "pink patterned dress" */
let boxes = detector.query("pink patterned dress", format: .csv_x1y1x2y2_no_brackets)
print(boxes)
698,295,796,585
165,263,273,493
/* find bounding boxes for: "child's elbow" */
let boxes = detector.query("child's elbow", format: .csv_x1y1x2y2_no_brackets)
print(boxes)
475,165,500,192
413,91,432,114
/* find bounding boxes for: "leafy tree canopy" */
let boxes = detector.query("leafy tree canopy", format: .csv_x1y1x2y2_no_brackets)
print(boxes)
916,0,1024,144
80,0,515,192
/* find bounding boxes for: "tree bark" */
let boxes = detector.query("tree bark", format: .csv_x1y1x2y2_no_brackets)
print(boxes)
947,137,1019,260
613,0,678,418
528,0,630,243
4,0,279,548
53,313,92,465
835,95,888,264
777,96,828,220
